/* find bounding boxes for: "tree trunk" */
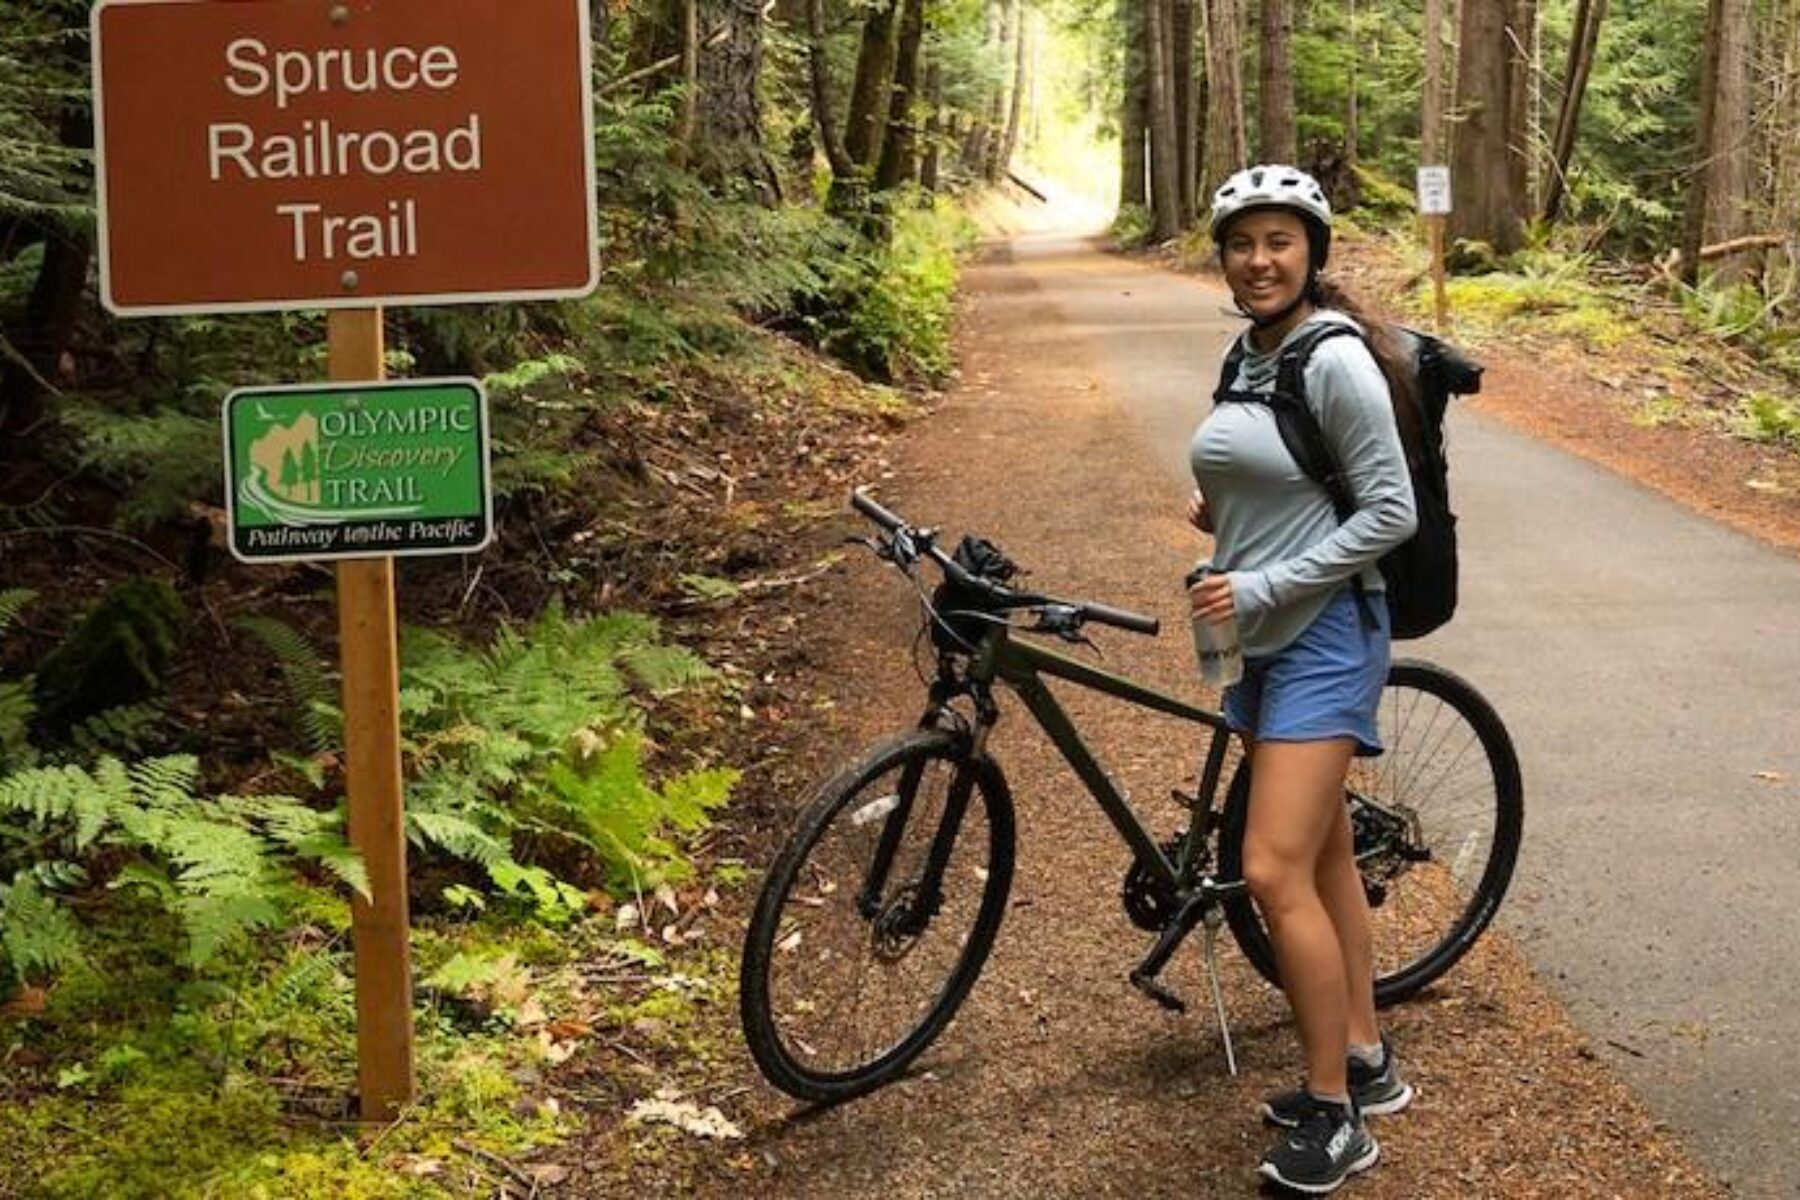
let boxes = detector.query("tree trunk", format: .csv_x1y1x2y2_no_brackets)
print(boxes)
1,105,90,442
1346,0,1359,165
845,0,901,169
1145,0,1183,238
1770,0,1800,296
672,0,701,169
696,0,781,202
983,0,1018,180
1201,0,1247,197
1120,0,1150,209
1421,0,1446,165
804,0,855,178
875,0,927,190
1541,0,1606,223
921,61,945,191
1506,0,1537,212
1682,0,1756,284
998,2,1028,177
1448,0,1529,252
1173,0,1198,221
1259,0,1296,164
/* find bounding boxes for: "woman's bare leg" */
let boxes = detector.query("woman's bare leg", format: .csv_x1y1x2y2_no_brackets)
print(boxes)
1241,737,1358,1096
1317,800,1381,1047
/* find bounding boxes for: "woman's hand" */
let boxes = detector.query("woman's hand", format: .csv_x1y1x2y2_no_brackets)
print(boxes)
1187,571,1236,623
1186,489,1214,533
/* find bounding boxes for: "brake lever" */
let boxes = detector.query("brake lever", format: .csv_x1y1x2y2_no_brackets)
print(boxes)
1030,605,1103,658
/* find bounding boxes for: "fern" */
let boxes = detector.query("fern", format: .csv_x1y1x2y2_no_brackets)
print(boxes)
0,872,84,985
0,755,366,976
395,602,728,900
407,808,514,871
0,677,36,773
0,588,36,634
66,701,165,760
0,588,38,773
236,616,343,754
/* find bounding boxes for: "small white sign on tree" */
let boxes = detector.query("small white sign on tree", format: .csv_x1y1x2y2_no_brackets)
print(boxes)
1417,165,1453,215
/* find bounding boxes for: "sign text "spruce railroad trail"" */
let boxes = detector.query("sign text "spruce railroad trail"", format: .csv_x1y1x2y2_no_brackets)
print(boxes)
93,0,598,315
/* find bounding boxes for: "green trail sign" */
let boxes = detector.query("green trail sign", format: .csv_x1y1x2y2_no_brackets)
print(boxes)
223,379,491,562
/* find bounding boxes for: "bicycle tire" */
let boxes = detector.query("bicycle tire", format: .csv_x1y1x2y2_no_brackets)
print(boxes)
739,728,1016,1104
1218,659,1523,1005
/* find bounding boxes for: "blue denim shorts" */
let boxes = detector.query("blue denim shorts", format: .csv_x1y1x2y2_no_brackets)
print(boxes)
1222,587,1391,756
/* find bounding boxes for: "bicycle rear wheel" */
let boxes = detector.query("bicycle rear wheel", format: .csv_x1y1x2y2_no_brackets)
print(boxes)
1219,659,1523,1004
739,729,1015,1104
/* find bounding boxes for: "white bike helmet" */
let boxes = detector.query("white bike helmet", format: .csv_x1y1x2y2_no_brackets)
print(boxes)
1209,164,1332,267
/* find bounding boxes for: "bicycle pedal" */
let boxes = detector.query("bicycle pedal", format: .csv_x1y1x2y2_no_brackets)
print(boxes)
1129,971,1187,1013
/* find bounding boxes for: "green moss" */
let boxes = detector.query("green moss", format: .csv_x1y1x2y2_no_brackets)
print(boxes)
31,577,185,737
1541,305,1636,348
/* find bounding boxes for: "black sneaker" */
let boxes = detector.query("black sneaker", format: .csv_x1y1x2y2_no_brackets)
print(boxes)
1261,1037,1414,1128
1257,1096,1379,1195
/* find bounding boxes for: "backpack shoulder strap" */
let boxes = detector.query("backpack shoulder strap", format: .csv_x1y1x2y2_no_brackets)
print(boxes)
1271,323,1363,517
1212,338,1250,404
1273,321,1363,404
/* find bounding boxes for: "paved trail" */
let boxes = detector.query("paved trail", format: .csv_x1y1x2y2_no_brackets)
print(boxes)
1021,226,1800,1198
735,222,1793,1197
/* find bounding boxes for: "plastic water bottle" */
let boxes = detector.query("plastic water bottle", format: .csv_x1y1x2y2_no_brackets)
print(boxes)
1185,565,1243,688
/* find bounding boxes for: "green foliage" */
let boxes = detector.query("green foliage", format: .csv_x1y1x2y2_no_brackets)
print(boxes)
1739,394,1800,445
1432,245,1623,343
540,735,735,893
0,587,39,772
813,198,971,382
236,615,344,754
244,604,732,905
53,400,222,529
400,602,731,901
1111,203,1153,247
1678,279,1776,341
0,871,84,982
1543,0,1706,255
31,577,184,740
0,754,365,985
0,14,91,223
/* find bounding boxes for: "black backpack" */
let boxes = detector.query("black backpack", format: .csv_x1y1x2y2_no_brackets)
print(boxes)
1212,322,1483,640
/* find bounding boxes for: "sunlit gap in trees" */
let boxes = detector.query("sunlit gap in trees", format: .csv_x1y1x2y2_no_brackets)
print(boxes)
1013,4,1118,232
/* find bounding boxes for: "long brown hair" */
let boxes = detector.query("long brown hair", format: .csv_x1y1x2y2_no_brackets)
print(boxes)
1311,276,1423,463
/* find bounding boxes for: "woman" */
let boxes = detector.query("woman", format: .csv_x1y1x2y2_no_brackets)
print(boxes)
1187,164,1418,1194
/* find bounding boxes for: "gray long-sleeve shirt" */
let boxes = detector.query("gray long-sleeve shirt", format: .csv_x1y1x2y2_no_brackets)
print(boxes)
1189,310,1418,657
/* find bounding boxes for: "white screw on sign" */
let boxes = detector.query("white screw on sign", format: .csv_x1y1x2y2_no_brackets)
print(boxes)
1417,165,1452,215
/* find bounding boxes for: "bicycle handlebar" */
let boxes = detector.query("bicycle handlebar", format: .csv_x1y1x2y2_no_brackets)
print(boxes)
850,488,1161,637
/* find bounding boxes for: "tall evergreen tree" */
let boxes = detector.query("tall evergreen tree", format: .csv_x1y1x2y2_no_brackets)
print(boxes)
1448,0,1530,252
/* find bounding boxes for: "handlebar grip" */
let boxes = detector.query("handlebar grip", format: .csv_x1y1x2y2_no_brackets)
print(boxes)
1082,602,1160,636
850,487,906,533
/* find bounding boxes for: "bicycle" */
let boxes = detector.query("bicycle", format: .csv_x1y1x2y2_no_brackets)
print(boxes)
740,488,1523,1105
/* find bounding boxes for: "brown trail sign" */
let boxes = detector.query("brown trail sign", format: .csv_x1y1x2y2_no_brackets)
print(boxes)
92,0,599,1122
92,0,597,315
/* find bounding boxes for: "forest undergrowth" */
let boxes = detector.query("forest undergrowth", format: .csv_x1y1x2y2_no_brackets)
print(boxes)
0,134,974,1199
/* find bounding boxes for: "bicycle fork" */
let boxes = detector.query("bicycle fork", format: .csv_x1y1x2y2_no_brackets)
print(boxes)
856,719,992,934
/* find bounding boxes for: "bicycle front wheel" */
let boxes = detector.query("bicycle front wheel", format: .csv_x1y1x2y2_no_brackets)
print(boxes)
739,729,1015,1104
1219,659,1523,1005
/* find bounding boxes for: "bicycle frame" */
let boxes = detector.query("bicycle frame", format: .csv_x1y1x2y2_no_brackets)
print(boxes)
968,624,1243,899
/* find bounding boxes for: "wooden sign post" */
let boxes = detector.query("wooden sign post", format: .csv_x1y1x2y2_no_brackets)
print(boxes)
1417,165,1452,331
329,308,414,1119
92,0,597,1122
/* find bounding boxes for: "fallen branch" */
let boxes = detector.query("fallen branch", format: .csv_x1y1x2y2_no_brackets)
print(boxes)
1698,233,1787,262
1007,171,1048,203
453,1139,540,1195
598,26,731,96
